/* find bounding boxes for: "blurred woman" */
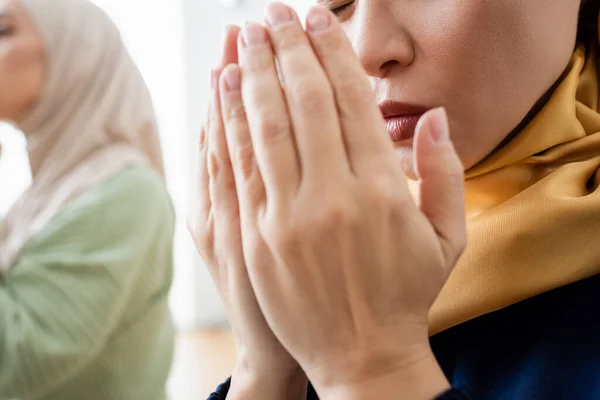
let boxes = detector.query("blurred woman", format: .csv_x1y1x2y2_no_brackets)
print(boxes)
0,0,174,398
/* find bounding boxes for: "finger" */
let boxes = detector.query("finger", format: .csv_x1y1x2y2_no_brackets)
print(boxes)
220,64,267,220
209,66,244,314
414,108,467,267
219,64,282,340
220,24,242,66
197,25,241,220
207,68,238,226
203,25,242,135
190,26,242,276
305,6,396,177
238,22,300,200
188,70,222,244
263,2,349,180
192,125,211,227
207,60,245,321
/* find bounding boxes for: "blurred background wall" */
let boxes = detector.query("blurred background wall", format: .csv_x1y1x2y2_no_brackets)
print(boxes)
0,0,310,331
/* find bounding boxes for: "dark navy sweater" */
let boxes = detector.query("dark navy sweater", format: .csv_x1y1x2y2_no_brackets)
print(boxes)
209,272,600,399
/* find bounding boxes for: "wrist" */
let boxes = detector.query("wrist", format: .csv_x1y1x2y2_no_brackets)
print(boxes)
311,343,449,400
229,360,308,400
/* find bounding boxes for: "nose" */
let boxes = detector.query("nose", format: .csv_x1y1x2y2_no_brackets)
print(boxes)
348,2,415,79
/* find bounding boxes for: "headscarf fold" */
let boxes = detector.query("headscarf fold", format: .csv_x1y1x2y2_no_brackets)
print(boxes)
0,0,165,270
429,42,600,335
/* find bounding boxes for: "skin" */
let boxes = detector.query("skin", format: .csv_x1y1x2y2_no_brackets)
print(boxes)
205,4,464,398
0,0,44,123
188,25,309,400
189,1,583,399
332,0,581,175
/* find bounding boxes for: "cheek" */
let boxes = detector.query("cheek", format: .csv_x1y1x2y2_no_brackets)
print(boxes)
412,1,576,168
0,39,44,117
0,41,30,88
416,2,531,110
408,5,510,164
0,43,21,108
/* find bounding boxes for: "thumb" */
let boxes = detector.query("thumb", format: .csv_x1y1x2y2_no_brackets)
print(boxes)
413,107,467,267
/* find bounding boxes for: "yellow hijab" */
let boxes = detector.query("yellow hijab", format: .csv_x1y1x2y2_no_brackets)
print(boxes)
429,43,600,335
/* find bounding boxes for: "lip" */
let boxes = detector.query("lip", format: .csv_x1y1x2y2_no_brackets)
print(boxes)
379,101,429,142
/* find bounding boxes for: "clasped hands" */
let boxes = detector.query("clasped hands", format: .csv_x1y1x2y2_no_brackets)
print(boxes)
189,3,467,399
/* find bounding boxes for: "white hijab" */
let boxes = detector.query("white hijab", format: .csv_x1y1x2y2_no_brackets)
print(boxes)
0,0,165,270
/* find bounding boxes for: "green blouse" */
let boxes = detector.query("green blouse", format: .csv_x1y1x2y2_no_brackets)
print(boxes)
0,166,175,400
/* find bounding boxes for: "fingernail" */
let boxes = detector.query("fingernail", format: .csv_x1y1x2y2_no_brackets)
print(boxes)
306,6,331,32
242,22,268,45
223,67,241,92
265,2,293,27
429,107,449,143
211,68,223,90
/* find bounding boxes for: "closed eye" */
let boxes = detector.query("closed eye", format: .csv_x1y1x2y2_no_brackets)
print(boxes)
330,1,354,15
0,15,15,37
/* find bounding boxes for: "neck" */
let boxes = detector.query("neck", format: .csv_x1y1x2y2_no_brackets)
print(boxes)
484,63,571,160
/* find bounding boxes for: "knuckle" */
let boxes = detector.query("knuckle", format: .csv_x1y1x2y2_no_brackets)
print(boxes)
243,49,273,73
231,141,256,180
208,109,220,129
335,78,371,118
260,205,299,248
363,178,408,209
322,204,358,230
208,158,238,206
188,216,215,260
208,99,222,125
261,219,293,251
271,226,298,253
256,116,290,146
271,24,306,52
260,197,361,254
207,152,221,180
310,196,359,232
198,127,207,150
222,171,237,193
292,79,333,115
225,100,247,123
316,29,345,53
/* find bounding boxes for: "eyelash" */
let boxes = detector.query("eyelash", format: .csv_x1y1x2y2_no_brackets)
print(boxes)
331,1,354,15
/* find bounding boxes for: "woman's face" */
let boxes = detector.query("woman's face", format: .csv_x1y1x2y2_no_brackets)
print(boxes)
320,0,581,173
0,0,44,122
